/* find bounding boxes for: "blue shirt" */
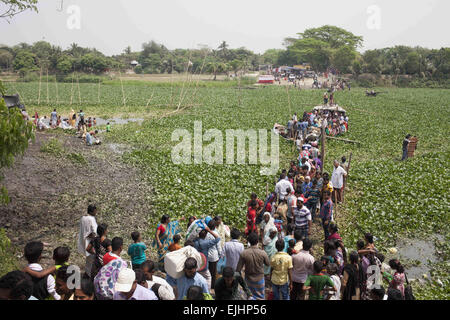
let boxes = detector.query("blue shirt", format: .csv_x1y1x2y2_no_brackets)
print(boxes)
86,132,93,145
194,236,220,269
302,182,312,195
174,273,209,300
127,242,147,265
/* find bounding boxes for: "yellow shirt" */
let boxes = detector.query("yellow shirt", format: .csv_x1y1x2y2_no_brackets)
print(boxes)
323,182,333,193
270,252,293,285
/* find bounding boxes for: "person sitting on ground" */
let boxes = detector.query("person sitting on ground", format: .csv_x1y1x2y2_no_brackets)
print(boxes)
215,267,252,300
128,231,147,270
140,260,175,300
113,268,158,300
303,260,336,300
86,130,100,146
106,122,111,132
74,275,95,300
0,271,35,300
23,241,60,300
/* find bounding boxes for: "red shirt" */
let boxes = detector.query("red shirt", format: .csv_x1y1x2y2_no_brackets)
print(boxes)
157,224,166,234
328,233,342,241
102,252,118,265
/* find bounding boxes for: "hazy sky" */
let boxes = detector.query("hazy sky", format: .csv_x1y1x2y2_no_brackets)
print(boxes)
1,0,449,55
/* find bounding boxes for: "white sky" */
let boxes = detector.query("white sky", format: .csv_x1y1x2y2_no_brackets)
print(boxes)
1,0,449,55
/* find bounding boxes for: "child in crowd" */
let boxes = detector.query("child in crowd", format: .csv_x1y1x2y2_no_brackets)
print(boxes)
168,234,182,252
23,241,61,300
127,232,147,270
325,263,341,300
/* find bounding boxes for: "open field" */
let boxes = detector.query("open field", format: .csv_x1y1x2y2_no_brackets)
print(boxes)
1,81,449,298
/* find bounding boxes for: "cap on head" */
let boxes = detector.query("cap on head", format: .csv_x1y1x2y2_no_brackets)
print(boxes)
114,268,135,293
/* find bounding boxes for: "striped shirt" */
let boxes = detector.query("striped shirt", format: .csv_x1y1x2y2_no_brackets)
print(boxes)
294,206,311,228
320,200,333,220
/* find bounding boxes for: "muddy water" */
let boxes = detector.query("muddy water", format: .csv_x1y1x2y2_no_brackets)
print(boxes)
108,143,131,155
94,117,144,125
35,117,144,127
396,235,444,279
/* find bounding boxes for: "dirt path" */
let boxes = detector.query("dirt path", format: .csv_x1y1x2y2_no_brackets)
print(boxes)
0,131,153,269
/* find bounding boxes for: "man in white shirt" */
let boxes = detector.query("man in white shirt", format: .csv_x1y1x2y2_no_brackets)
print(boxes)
331,160,347,203
275,173,294,202
23,241,60,300
113,268,158,300
224,228,245,271
291,239,314,300
77,204,98,277
141,260,175,300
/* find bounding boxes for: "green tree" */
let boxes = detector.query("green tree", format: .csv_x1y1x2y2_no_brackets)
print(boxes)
331,45,356,73
404,51,420,75
289,38,331,71
0,81,34,203
299,25,363,50
12,50,37,76
0,0,38,21
0,49,13,69
56,55,73,74
206,61,227,80
262,49,283,65
217,41,229,61
285,25,362,71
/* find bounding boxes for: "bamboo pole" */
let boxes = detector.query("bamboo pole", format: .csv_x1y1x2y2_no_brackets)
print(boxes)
325,135,361,145
342,152,352,204
54,76,59,105
118,69,126,108
46,69,49,105
76,73,81,104
38,67,42,105
70,72,74,105
97,78,101,104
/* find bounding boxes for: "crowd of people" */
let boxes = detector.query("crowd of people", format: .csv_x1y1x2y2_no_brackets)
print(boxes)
22,108,107,146
0,102,412,302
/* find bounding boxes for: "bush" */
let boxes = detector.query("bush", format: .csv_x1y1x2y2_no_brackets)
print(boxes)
0,229,18,276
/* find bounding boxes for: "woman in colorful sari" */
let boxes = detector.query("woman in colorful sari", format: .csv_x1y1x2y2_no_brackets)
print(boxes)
153,214,184,270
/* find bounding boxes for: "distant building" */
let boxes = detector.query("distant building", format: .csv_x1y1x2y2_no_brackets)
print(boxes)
130,60,139,67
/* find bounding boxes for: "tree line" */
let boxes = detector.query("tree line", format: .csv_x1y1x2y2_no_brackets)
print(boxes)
0,25,448,81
